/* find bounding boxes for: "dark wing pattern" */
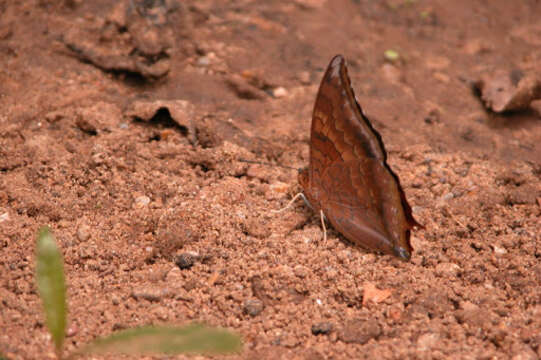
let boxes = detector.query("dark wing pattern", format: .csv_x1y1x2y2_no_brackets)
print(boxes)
298,55,419,261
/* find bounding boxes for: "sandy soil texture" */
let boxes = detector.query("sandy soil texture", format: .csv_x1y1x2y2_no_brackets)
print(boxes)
1,1,541,359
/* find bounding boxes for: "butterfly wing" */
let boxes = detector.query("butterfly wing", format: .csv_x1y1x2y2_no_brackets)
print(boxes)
299,54,418,260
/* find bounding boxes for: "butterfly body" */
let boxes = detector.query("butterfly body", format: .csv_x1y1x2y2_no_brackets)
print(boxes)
299,55,420,261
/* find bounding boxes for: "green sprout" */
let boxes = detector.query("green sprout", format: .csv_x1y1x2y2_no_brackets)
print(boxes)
35,227,242,359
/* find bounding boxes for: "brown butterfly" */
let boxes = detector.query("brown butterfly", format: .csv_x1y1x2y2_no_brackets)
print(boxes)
298,55,421,261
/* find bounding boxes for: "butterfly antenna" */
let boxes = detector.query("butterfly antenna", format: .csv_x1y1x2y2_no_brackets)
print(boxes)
271,192,308,213
238,158,298,171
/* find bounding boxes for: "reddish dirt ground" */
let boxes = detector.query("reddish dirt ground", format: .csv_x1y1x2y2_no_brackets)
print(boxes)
1,1,541,359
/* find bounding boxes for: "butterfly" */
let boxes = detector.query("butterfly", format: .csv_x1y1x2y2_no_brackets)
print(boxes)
298,55,421,261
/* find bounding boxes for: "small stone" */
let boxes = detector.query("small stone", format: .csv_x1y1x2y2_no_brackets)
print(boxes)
0,212,9,223
45,110,65,123
243,299,264,317
196,56,210,66
338,318,382,344
298,71,311,84
66,325,78,337
134,195,151,208
433,72,450,83
417,332,439,351
111,293,121,305
311,322,333,335
387,305,403,321
455,302,494,328
183,279,198,291
425,56,450,70
75,116,97,135
272,87,288,98
493,245,507,255
435,262,461,277
293,265,309,279
165,267,183,283
362,282,392,306
152,305,169,321
506,185,538,205
270,181,289,194
175,253,196,269
381,63,402,84
76,223,91,242
131,286,168,302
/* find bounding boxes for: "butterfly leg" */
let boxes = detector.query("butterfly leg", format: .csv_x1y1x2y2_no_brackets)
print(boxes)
320,209,327,242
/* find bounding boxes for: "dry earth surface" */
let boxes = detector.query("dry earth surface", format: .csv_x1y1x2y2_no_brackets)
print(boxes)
1,0,541,359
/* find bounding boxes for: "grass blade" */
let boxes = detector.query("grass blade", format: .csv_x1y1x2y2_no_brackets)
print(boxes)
35,227,67,356
72,324,242,357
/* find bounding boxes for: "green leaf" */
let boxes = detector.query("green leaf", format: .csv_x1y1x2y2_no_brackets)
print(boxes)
36,227,67,356
72,324,242,357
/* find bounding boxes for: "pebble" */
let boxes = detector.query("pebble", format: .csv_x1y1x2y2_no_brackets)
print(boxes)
165,267,183,283
435,262,461,277
493,245,507,256
131,286,168,302
197,56,210,66
66,325,78,337
417,332,439,351
243,299,264,317
175,252,197,269
111,293,121,305
76,223,91,242
381,63,402,83
338,318,382,344
0,212,9,223
298,71,311,84
152,305,169,321
311,322,333,335
272,87,288,98
293,265,309,279
134,195,150,208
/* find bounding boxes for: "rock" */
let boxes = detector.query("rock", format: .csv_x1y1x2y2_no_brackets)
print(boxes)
111,293,121,305
131,286,168,302
425,56,450,71
338,318,382,344
272,87,288,98
244,299,264,317
75,115,97,135
381,63,402,84
225,74,267,100
175,252,197,269
492,245,507,256
0,212,10,223
474,70,541,112
165,267,183,283
311,322,333,335
362,282,392,306
435,262,461,277
293,265,309,279
417,332,439,351
455,302,494,328
298,71,311,85
506,185,538,205
62,0,180,78
134,195,150,208
76,223,91,242
243,217,270,238
66,325,78,338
